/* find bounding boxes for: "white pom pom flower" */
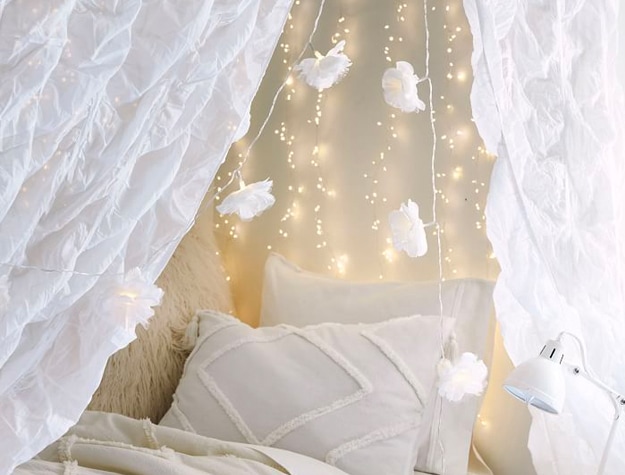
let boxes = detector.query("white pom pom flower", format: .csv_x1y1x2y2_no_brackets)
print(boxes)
0,275,10,312
382,61,426,113
217,178,276,221
437,352,488,402
294,40,352,91
388,199,428,257
104,268,164,329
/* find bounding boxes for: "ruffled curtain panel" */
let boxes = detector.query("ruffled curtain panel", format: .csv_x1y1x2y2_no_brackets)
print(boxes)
464,0,625,473
0,0,292,473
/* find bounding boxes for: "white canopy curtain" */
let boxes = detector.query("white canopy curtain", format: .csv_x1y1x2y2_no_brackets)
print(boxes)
464,0,625,473
0,0,292,473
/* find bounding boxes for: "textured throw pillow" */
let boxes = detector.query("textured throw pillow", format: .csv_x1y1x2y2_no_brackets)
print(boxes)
259,253,495,475
160,310,454,475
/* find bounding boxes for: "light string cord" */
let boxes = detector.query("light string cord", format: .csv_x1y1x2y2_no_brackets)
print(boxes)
371,111,396,280
0,261,124,277
310,91,342,273
264,5,348,272
423,0,443,348
422,0,446,472
208,0,328,204
0,0,328,280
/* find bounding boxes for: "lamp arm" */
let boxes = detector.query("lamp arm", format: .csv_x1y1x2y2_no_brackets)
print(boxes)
596,406,621,475
557,332,625,475
557,331,623,401
562,362,624,404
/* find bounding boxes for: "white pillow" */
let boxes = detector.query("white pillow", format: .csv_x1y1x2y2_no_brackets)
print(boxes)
160,310,454,475
259,253,495,475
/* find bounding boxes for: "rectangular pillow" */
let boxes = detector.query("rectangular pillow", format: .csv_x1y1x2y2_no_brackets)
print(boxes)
259,252,495,475
160,309,454,475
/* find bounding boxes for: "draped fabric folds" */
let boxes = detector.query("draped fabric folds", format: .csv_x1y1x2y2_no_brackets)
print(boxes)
464,0,625,473
0,0,292,472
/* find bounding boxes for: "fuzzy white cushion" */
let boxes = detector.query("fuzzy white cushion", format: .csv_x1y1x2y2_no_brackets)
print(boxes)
88,213,233,421
259,253,495,475
160,310,454,475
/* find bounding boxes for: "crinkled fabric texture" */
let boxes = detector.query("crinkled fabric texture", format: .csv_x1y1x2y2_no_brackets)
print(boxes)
464,0,625,473
0,0,292,473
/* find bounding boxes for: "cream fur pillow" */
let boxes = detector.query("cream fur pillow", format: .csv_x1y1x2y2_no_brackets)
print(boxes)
88,213,233,421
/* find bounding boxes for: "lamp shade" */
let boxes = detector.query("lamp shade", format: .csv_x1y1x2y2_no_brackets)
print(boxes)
503,339,566,414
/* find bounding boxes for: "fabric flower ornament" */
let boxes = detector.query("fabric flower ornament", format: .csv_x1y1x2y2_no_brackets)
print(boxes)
103,268,164,329
382,61,426,113
0,275,10,312
294,40,352,91
217,178,276,221
437,352,488,402
388,199,428,257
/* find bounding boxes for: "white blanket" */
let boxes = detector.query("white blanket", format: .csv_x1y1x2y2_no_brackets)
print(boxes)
15,412,348,475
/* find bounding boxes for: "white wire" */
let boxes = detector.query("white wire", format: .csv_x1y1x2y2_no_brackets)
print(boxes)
0,262,123,277
210,0,329,202
422,0,446,472
423,3,443,342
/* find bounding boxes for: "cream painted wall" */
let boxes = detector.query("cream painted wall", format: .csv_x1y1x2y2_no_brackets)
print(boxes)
215,1,535,474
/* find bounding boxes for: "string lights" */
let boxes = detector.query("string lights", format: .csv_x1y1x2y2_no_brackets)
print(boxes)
214,0,495,299
370,6,412,280
211,1,496,469
0,0,495,302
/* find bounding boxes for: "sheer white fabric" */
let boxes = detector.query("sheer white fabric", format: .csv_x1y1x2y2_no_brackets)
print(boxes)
464,0,625,473
0,0,291,473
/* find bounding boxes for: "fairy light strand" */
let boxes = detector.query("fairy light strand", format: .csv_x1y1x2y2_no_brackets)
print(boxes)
3,0,494,301
211,0,329,204
422,0,448,472
214,0,494,288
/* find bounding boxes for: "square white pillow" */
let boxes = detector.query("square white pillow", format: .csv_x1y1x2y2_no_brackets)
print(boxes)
160,310,454,475
259,253,495,475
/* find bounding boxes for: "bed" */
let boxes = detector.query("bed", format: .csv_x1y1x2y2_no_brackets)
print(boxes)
27,215,494,475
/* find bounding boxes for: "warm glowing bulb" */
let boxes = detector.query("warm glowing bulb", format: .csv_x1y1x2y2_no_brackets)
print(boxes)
119,291,138,300
383,248,396,263
336,254,349,275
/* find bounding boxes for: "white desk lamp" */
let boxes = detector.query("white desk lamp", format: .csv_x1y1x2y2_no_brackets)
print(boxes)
503,332,625,475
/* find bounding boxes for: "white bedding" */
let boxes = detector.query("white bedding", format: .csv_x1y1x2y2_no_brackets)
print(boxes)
16,410,492,475
15,412,349,475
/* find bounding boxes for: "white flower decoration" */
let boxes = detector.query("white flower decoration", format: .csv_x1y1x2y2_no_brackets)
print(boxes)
0,275,10,311
294,40,352,91
104,268,164,329
382,61,426,113
217,178,276,221
437,352,488,402
388,199,428,257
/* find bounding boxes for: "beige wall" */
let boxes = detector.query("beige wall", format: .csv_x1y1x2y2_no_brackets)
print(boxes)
215,1,535,473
